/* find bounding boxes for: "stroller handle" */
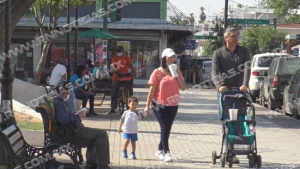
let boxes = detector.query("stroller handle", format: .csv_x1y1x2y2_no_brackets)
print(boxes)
228,87,240,91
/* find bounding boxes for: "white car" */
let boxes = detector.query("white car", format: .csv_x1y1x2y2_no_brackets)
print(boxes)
202,60,212,81
249,53,289,101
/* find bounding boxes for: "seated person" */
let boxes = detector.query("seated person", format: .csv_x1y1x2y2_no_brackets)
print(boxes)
94,61,101,77
70,65,97,117
53,80,111,169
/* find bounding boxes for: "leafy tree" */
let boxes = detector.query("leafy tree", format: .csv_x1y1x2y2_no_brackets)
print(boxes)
203,17,243,56
257,26,286,53
29,0,92,85
240,26,287,56
168,15,192,54
267,0,300,23
237,4,243,8
240,27,261,57
0,0,36,52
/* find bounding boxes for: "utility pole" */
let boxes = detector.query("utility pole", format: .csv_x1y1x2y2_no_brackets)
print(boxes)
224,0,229,45
103,0,108,33
0,0,15,164
66,0,72,81
74,3,79,71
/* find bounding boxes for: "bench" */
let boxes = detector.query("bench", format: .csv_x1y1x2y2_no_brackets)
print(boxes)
0,124,76,169
36,92,89,169
91,79,112,106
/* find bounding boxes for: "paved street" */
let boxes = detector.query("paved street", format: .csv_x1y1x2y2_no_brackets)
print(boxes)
57,88,300,169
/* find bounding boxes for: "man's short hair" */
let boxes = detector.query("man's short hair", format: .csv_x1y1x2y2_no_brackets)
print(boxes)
55,80,71,95
117,46,124,52
58,57,67,64
128,96,139,104
224,26,238,37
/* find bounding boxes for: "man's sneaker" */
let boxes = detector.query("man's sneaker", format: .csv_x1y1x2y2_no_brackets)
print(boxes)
106,109,116,115
164,152,172,162
122,150,128,158
131,152,136,159
232,156,240,164
155,150,165,160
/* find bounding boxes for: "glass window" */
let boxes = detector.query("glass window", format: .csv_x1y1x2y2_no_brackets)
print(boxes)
256,56,278,67
203,62,212,68
280,58,300,74
292,69,300,84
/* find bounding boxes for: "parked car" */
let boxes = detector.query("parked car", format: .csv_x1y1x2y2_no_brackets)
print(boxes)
249,53,289,101
202,60,212,81
259,55,300,110
283,68,300,119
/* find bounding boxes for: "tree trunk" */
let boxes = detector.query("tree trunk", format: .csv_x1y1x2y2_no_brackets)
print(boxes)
33,40,52,85
0,0,36,52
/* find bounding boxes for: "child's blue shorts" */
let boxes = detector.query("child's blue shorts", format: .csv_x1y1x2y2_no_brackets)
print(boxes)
124,133,138,141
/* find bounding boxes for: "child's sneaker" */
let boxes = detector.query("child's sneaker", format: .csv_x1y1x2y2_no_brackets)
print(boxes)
131,152,136,160
164,152,172,162
122,150,128,158
155,150,165,160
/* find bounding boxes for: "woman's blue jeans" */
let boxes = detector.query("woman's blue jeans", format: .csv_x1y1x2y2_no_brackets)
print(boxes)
153,102,178,154
74,91,94,112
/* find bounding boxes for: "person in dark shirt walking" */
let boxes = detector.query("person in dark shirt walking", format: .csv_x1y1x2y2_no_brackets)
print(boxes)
180,52,189,81
211,26,251,164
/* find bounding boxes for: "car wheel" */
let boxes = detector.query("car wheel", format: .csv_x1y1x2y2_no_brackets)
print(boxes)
259,90,266,107
44,74,51,85
292,101,300,120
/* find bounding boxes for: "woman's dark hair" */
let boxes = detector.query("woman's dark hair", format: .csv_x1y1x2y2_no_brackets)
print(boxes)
75,65,86,78
161,57,167,69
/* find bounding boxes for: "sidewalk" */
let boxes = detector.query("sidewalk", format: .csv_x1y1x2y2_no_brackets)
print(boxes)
56,88,300,169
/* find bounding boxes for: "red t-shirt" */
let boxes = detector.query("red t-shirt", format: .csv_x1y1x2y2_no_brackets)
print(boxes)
111,55,132,81
148,69,184,106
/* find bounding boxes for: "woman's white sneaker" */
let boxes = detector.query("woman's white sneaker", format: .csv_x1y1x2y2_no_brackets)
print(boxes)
163,152,172,162
155,150,165,160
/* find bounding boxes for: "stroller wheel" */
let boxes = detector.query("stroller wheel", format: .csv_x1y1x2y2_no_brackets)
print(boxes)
228,155,233,168
256,155,262,168
249,155,255,168
220,154,225,168
212,151,217,165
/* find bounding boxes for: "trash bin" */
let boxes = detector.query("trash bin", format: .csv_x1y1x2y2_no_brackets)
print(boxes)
15,70,28,82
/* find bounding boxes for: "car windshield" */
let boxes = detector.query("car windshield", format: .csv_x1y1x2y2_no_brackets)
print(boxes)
280,58,300,74
204,62,211,68
256,56,278,67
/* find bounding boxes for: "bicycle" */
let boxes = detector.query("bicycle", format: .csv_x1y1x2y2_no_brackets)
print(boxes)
115,72,133,115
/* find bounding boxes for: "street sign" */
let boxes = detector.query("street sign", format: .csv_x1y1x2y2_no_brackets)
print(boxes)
232,19,270,25
185,40,196,50
293,48,299,56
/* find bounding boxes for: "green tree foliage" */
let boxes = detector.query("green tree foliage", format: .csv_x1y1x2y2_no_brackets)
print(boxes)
168,15,192,54
239,27,260,57
203,18,243,56
267,0,300,23
29,0,92,85
240,26,287,56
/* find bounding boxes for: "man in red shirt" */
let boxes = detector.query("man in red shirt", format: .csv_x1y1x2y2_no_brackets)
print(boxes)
107,46,133,114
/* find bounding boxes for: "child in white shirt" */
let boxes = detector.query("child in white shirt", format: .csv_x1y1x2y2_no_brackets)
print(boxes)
118,96,149,159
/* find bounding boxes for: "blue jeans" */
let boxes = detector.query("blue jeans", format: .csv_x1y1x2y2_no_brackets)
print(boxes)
74,91,94,112
153,102,178,154
50,86,74,112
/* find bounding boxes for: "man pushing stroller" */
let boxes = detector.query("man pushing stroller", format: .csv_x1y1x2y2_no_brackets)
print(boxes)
212,26,251,163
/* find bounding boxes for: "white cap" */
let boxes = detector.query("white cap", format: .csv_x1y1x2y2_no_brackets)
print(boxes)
162,48,176,58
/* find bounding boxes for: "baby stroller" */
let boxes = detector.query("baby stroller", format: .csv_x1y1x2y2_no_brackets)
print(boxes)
212,88,262,168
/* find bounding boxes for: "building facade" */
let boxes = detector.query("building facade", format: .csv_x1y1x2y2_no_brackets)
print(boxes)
10,0,192,82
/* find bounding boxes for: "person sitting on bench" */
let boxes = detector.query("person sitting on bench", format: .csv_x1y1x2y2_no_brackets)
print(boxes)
54,80,111,169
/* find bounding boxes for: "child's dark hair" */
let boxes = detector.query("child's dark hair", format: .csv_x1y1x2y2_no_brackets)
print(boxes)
128,96,139,104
